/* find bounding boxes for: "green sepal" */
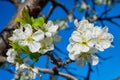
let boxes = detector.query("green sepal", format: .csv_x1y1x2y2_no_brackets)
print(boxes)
29,53,40,62
15,57,23,64
11,42,31,54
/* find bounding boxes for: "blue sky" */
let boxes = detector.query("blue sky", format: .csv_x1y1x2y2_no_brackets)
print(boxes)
0,0,120,80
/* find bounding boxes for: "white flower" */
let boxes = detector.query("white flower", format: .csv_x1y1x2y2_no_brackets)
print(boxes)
45,21,58,37
74,19,93,32
6,48,17,63
69,48,99,67
13,24,44,53
38,37,54,54
93,26,113,51
67,19,113,67
70,30,95,52
20,64,29,69
11,26,24,41
67,43,81,55
14,63,39,80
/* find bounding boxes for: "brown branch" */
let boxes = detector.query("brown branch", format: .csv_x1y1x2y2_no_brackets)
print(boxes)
85,63,92,80
37,67,78,80
83,0,97,16
47,52,74,67
46,5,55,20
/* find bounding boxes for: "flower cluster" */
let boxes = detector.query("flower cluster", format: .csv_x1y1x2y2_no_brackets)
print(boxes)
9,21,60,54
13,63,39,80
67,19,113,67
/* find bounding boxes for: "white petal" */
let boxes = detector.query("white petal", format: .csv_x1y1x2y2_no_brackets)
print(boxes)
32,30,44,41
7,57,14,63
38,50,48,54
16,63,20,70
6,49,17,56
45,32,52,37
101,41,111,49
88,47,98,54
96,41,111,51
69,52,79,60
53,35,61,43
19,40,28,46
87,55,99,66
95,44,104,51
83,30,92,40
93,27,103,37
48,25,58,33
71,31,81,42
24,24,32,36
67,44,73,52
79,45,89,52
72,43,81,52
74,19,79,27
87,40,95,47
76,58,86,67
46,21,53,27
20,64,28,69
13,28,25,41
28,41,41,53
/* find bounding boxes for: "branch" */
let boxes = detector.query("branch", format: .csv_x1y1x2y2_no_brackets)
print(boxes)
46,5,55,20
85,63,92,80
47,52,74,67
0,55,77,80
37,67,78,80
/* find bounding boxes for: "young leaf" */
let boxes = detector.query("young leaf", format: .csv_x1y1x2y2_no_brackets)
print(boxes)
15,17,26,24
22,8,32,24
32,17,44,28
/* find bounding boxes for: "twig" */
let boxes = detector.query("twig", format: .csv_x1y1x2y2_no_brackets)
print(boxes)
85,63,92,80
37,67,78,80
46,5,55,20
47,52,74,67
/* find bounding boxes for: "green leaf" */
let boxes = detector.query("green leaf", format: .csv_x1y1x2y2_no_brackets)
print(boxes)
15,8,32,24
22,8,32,24
15,17,26,24
32,17,44,28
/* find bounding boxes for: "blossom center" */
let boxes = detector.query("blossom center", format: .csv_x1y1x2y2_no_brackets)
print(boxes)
81,38,87,45
26,36,33,42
